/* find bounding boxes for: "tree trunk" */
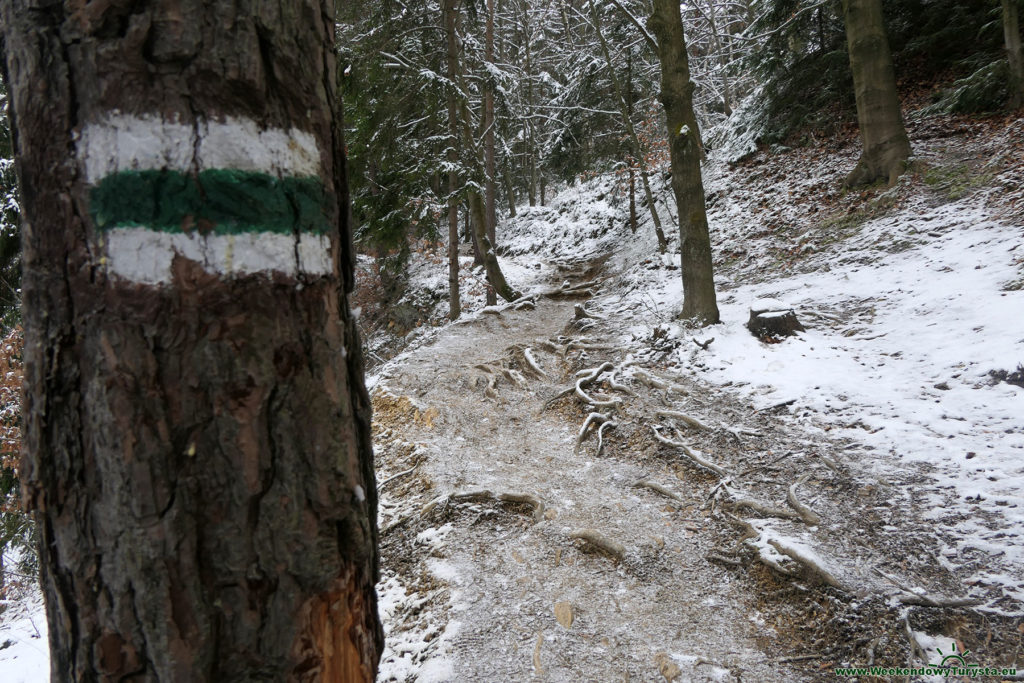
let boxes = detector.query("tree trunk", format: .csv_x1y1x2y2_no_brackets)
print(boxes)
504,170,518,218
1004,0,1024,110
649,0,721,325
629,166,638,234
842,0,911,187
454,1,519,303
590,0,669,254
705,0,733,116
484,0,498,305
446,0,462,319
1,1,382,680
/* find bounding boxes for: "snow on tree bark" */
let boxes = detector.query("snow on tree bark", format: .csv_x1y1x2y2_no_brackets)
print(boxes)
1,0,382,679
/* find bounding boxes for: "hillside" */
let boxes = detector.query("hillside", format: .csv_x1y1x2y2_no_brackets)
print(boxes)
360,111,1024,680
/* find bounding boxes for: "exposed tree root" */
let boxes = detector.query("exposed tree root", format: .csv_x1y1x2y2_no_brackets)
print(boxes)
632,480,683,502
872,568,983,608
576,412,614,453
655,409,709,431
378,464,420,492
632,367,688,397
596,419,617,455
766,538,850,592
421,489,546,522
574,304,605,320
568,529,625,562
706,553,745,567
720,490,801,520
522,347,547,378
787,474,822,526
651,426,729,477
607,364,636,396
723,513,797,576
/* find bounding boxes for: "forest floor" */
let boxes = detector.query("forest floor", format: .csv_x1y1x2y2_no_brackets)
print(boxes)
367,111,1024,682
1,111,1021,681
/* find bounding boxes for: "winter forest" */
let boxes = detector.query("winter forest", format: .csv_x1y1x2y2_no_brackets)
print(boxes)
1,0,1023,680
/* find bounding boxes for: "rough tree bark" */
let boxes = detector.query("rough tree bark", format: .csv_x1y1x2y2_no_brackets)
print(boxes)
1,0,382,680
1004,0,1024,110
842,0,911,187
446,0,462,319
484,0,499,305
649,0,721,325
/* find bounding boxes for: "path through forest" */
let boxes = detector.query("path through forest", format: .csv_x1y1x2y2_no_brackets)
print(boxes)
366,256,1021,681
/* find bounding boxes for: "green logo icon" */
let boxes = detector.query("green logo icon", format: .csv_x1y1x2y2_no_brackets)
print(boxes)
932,643,979,668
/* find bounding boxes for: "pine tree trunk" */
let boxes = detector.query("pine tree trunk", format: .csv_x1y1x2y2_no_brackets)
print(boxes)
842,0,911,187
1,1,382,680
1004,0,1024,110
484,0,498,305
446,0,462,319
649,0,721,325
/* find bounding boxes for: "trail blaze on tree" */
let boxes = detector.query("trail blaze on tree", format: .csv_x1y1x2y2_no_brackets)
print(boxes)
649,0,720,326
1,1,381,680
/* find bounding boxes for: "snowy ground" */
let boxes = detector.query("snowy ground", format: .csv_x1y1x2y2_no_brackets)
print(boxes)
0,573,48,682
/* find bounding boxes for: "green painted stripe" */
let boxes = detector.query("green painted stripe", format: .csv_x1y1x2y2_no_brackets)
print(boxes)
90,169,330,235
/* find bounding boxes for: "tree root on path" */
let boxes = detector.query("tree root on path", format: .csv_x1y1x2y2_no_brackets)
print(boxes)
576,412,617,454
787,474,822,526
632,480,683,502
872,568,983,608
421,489,546,522
522,347,547,378
766,538,850,592
632,367,688,398
545,360,625,409
651,425,730,478
655,409,709,431
568,529,625,562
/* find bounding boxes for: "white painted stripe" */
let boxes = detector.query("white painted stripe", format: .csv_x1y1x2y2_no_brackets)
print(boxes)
79,113,321,183
100,227,332,285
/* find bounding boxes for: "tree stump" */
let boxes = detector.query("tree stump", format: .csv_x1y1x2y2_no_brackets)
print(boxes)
747,308,805,342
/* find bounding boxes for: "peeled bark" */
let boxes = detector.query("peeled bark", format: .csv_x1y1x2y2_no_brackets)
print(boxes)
2,1,381,680
842,0,911,187
649,0,721,325
1005,0,1024,110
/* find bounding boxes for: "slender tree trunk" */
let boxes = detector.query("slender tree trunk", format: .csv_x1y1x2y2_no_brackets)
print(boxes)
504,170,518,217
629,166,638,233
705,0,733,116
649,0,721,325
484,0,498,305
842,0,911,187
1004,0,1024,110
454,4,519,303
446,0,462,319
1,1,382,679
591,0,668,254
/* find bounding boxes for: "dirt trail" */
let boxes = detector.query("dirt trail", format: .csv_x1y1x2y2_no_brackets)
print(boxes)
369,261,1021,682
